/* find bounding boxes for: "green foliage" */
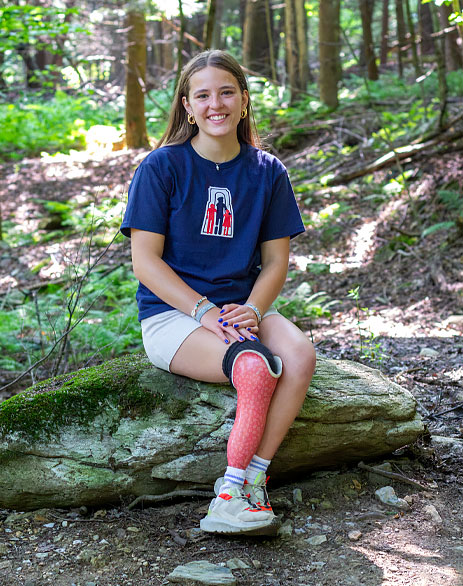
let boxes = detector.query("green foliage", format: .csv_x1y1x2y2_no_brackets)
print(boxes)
0,265,142,374
275,282,336,321
0,91,120,160
347,286,385,366
0,4,81,51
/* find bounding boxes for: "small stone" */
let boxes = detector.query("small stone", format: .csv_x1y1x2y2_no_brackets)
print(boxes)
367,462,393,485
226,557,250,570
375,486,410,511
167,560,236,585
43,523,55,529
305,535,327,546
61,521,68,528
307,561,326,571
92,534,100,541
320,500,333,510
423,504,443,525
186,527,203,541
348,530,362,541
251,559,262,569
127,526,140,533
293,488,303,504
419,347,439,357
277,519,293,538
35,552,49,559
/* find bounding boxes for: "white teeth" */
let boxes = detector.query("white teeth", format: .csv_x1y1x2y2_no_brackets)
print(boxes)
209,114,227,120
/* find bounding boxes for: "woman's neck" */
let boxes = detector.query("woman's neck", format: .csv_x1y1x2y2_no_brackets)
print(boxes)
191,135,241,164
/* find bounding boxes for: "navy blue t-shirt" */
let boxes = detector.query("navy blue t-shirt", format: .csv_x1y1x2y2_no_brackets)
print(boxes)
121,140,305,321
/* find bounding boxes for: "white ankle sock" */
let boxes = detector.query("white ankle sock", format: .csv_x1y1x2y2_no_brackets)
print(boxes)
219,466,246,492
245,454,271,485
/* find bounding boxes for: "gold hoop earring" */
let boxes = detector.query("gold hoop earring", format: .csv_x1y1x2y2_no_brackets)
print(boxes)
188,114,196,125
240,108,248,119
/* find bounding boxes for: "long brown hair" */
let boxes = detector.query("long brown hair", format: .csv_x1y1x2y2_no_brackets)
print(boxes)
156,50,261,149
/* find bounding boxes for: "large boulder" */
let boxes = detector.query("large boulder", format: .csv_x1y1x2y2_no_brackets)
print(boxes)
0,354,424,510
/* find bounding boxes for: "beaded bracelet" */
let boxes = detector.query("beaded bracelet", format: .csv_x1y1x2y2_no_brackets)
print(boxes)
191,296,207,318
195,302,217,323
245,302,262,324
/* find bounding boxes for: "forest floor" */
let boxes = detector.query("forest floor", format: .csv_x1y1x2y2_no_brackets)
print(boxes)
0,141,462,585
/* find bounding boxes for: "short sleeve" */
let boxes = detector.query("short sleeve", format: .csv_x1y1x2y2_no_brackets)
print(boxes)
120,158,170,238
259,169,305,243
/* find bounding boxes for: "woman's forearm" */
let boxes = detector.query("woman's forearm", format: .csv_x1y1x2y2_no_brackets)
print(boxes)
246,260,288,316
133,254,206,315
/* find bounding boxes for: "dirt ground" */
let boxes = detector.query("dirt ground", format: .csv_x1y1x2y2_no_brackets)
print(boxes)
1,147,462,585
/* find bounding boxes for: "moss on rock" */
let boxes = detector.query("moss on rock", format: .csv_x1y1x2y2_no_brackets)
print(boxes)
0,353,161,441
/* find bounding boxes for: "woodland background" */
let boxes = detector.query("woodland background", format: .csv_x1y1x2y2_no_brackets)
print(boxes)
0,0,462,396
1,2,463,585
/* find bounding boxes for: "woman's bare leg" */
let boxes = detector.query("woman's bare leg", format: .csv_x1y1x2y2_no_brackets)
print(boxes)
256,314,316,460
169,327,229,382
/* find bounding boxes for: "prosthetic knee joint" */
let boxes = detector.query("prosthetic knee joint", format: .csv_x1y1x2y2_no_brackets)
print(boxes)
222,340,283,393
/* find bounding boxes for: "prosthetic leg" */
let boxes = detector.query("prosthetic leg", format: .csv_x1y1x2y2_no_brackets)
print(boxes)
222,340,283,470
200,341,283,535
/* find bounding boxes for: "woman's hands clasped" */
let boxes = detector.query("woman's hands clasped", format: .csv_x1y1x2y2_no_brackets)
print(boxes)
199,303,259,345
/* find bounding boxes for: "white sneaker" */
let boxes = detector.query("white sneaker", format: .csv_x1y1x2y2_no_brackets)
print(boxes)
200,485,275,534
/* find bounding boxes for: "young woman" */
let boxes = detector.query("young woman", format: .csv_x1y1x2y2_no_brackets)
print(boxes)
121,50,316,535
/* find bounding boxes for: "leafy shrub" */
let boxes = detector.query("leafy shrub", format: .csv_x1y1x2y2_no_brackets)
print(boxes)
0,90,120,159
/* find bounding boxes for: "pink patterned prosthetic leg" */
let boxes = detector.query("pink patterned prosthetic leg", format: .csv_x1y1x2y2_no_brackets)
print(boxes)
226,348,282,470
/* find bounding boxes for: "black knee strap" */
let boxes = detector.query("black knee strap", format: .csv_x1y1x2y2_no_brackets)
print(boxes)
222,340,278,383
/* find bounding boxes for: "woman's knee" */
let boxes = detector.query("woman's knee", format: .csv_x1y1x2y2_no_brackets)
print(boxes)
281,338,316,383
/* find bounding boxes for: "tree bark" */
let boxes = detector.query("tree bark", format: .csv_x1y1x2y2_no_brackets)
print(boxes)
295,0,309,89
438,4,463,71
175,0,186,90
243,0,272,77
431,1,449,129
395,0,407,78
418,0,434,56
380,0,389,65
319,0,341,109
0,355,424,510
203,0,216,50
285,0,299,100
161,17,175,72
359,0,379,80
125,6,150,149
404,0,421,78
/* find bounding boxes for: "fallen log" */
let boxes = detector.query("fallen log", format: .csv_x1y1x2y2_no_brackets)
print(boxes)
328,128,463,185
0,354,424,511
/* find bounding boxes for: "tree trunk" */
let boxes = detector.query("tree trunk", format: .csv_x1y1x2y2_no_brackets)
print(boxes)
438,4,463,71
203,0,216,50
175,0,186,89
295,0,309,89
212,0,224,49
395,0,407,78
359,0,379,80
0,355,424,510
125,6,150,149
430,1,449,129
319,0,341,109
161,17,175,72
285,0,299,100
418,0,434,56
243,0,272,77
404,0,421,78
380,0,389,65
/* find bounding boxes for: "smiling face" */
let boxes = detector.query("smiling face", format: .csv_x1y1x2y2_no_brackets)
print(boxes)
182,66,248,143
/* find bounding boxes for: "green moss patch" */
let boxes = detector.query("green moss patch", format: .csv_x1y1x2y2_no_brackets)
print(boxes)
0,353,162,441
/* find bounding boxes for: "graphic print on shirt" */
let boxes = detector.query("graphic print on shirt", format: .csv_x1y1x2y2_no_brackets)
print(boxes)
201,186,234,238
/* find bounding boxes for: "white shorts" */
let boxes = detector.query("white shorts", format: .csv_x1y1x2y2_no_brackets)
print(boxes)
141,305,280,373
